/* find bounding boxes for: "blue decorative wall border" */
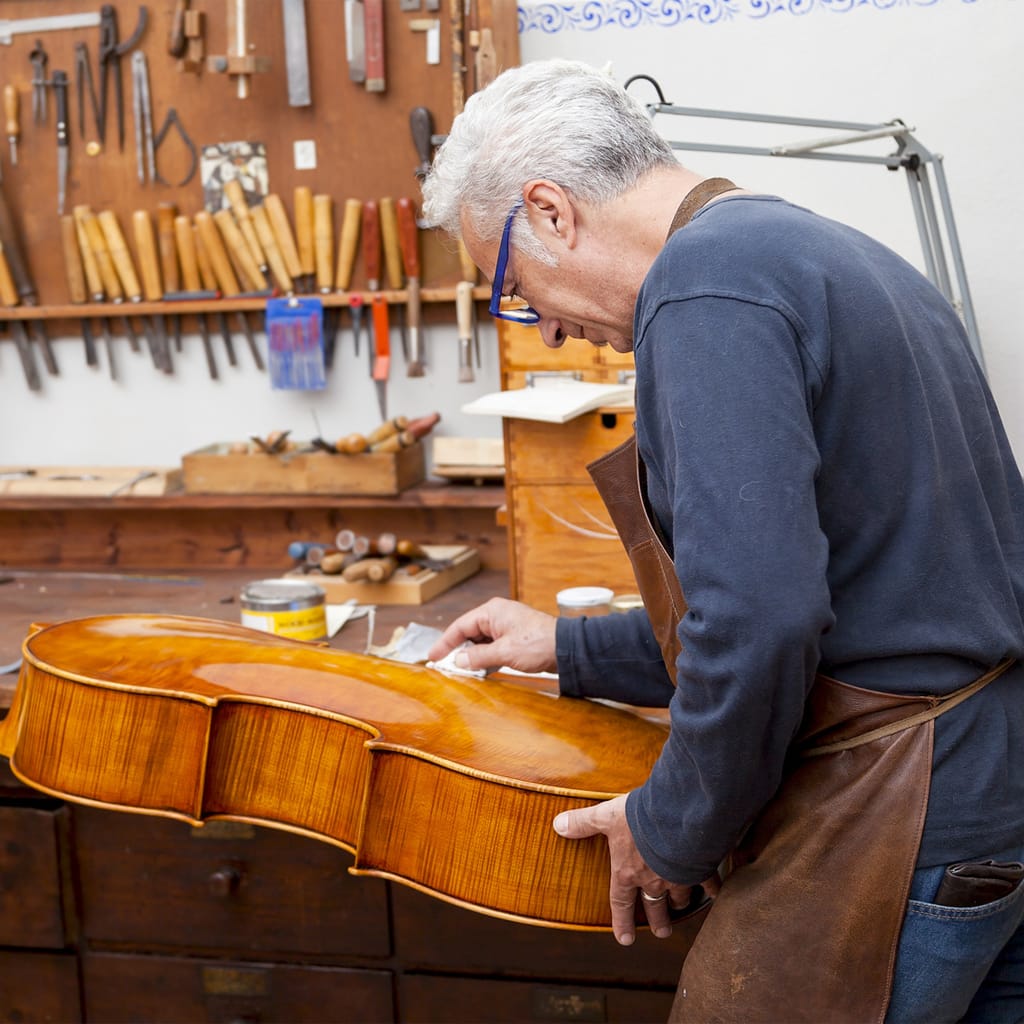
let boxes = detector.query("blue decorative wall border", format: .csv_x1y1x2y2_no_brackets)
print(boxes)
519,0,978,33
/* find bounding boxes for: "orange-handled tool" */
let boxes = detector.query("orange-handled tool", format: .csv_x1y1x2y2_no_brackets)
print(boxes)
371,292,389,421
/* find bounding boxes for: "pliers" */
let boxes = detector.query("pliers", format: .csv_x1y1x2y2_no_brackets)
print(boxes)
97,4,149,151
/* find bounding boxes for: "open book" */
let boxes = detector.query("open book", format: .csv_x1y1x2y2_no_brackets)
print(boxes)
461,379,635,424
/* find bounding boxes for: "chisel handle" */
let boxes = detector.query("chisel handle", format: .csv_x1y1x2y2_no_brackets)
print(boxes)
195,210,240,297
335,198,362,292
372,292,389,375
225,178,267,272
60,215,88,304
174,214,203,293
264,194,303,280
379,197,404,290
313,194,334,294
457,238,477,283
98,210,142,300
0,186,37,303
362,200,381,290
0,242,19,306
396,197,420,280
132,210,164,301
192,221,219,293
294,186,315,278
455,279,474,340
213,208,267,291
157,203,180,293
72,207,104,300
252,204,293,293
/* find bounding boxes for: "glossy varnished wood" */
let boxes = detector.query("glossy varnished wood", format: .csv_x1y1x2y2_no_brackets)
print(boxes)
2,614,669,929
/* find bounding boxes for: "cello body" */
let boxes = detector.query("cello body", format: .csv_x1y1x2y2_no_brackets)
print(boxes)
0,614,669,930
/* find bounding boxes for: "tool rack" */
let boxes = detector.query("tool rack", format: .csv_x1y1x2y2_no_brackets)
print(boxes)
625,76,985,371
0,0,518,384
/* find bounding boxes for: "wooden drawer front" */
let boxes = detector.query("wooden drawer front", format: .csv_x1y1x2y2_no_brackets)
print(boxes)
0,951,81,1023
510,485,636,613
0,804,70,948
75,808,390,958
391,886,698,988
506,413,634,485
498,322,635,376
83,952,394,1024
400,974,674,1024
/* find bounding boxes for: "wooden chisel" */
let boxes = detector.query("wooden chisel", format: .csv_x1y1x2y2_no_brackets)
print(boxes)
73,207,118,376
455,280,475,383
396,196,424,376
224,178,268,275
198,210,264,370
213,208,267,293
313,194,336,365
362,199,381,380
294,186,315,293
371,292,390,421
156,202,182,351
60,214,98,367
263,194,304,286
174,213,217,378
97,209,157,362
379,196,408,363
334,198,362,355
132,210,172,373
192,220,236,367
252,204,293,294
364,0,386,93
0,243,40,390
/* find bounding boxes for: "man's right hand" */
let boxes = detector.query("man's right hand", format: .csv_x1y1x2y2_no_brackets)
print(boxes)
427,597,558,675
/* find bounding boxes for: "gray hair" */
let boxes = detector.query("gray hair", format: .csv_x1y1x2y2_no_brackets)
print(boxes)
421,59,677,256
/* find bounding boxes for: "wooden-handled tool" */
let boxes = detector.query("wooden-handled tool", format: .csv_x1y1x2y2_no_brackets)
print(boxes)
371,292,389,421
193,219,238,368
313,194,333,294
156,203,181,294
252,204,293,294
263,194,304,285
4,84,19,165
175,213,219,379
73,208,118,376
98,210,142,301
362,200,380,291
76,207,120,302
132,209,173,373
335,198,362,292
195,210,240,297
213,208,267,292
294,185,315,292
0,244,19,307
455,279,475,383
379,197,403,291
364,0,386,93
0,243,41,390
225,178,268,275
396,196,423,377
60,214,98,367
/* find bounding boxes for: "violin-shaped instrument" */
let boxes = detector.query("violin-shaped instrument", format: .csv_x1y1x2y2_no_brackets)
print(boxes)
0,614,669,930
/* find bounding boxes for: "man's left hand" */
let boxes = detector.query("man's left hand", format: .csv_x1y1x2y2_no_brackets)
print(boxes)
553,795,694,946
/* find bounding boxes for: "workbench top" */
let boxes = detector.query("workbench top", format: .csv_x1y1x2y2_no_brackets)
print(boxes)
0,566,509,710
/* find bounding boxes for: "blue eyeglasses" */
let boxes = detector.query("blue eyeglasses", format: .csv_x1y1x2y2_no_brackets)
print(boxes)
489,201,541,325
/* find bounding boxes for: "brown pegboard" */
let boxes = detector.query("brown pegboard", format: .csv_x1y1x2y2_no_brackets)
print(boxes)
0,0,519,306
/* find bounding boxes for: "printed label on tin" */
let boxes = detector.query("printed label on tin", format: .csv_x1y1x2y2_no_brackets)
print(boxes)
241,606,326,641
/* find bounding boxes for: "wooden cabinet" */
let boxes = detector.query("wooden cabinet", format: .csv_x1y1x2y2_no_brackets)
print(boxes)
498,322,638,613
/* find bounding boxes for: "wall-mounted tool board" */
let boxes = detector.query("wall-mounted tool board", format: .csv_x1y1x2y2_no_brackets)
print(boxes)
0,0,519,306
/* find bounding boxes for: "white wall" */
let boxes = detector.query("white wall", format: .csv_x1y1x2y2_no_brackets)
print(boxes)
519,0,1024,457
2,0,1020,466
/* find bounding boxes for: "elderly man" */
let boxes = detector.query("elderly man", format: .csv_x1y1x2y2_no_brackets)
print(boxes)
422,60,1024,1023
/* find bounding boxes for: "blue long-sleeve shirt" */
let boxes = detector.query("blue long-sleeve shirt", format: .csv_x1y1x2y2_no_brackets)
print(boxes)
556,195,1024,881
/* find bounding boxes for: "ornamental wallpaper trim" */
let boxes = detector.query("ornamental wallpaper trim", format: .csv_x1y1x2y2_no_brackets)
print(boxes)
518,0,978,33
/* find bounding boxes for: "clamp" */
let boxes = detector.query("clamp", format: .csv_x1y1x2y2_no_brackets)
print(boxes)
28,39,48,123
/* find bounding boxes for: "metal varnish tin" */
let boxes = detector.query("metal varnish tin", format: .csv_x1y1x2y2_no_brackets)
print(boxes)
240,579,327,641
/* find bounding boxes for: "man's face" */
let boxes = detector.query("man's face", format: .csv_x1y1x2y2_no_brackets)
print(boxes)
460,204,636,354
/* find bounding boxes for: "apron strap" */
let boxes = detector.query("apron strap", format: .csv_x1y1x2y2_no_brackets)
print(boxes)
802,657,1017,757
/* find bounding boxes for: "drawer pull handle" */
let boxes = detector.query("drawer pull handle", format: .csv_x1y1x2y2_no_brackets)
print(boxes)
208,865,242,898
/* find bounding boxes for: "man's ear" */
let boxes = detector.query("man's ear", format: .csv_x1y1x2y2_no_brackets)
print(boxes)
522,180,577,249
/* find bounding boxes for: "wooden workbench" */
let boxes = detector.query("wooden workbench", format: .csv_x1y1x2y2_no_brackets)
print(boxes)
0,566,697,1024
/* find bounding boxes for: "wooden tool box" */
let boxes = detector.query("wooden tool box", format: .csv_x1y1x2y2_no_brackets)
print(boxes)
498,321,639,614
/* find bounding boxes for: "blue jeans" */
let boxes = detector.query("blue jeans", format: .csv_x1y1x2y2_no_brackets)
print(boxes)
886,842,1024,1023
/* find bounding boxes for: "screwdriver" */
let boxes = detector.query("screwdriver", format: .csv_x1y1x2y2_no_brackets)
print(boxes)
4,85,18,165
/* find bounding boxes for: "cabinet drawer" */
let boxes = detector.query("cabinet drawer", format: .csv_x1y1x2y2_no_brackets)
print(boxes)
400,973,674,1024
0,951,81,1023
75,808,390,958
0,803,71,948
83,952,394,1024
498,322,635,378
506,412,634,486
392,886,699,988
509,485,635,613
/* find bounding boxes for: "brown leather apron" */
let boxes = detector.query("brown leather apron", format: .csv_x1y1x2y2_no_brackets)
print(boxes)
585,179,1014,1023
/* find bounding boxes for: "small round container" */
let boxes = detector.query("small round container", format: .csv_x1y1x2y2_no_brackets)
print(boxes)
610,593,645,614
556,586,614,618
240,579,327,641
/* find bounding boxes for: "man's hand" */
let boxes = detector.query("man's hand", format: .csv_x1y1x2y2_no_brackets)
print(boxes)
553,795,695,946
427,597,558,675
